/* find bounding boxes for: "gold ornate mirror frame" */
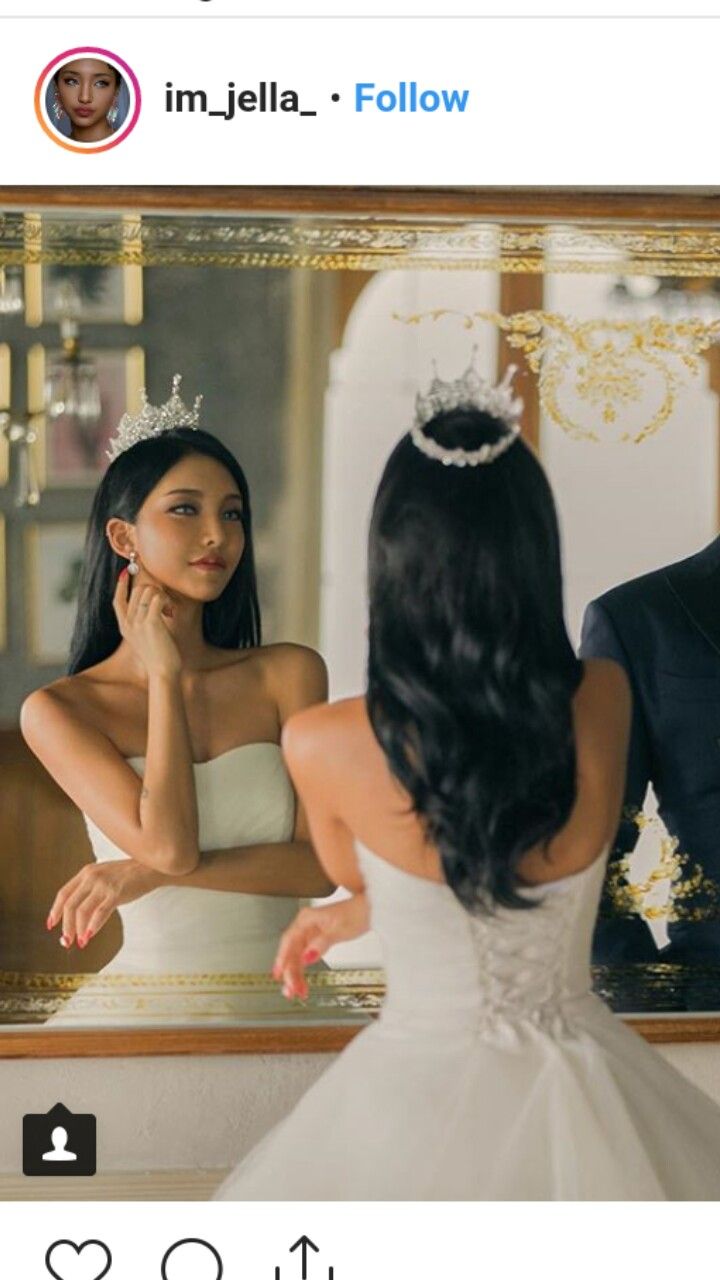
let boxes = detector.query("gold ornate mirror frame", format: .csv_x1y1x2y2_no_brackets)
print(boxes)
2,186,720,1056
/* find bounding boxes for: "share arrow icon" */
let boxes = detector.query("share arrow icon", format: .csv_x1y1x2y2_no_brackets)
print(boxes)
290,1236,320,1280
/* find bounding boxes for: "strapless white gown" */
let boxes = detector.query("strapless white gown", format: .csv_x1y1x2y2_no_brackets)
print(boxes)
216,842,720,1200
49,743,302,1026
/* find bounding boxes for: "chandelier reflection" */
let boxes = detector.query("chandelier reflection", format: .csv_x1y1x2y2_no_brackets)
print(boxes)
608,276,720,329
0,267,24,316
1,318,101,508
44,319,101,437
0,409,39,507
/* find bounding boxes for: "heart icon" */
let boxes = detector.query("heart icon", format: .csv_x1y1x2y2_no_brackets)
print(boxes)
161,1238,223,1280
45,1240,112,1280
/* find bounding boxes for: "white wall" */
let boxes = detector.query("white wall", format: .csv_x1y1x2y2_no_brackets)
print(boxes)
0,1053,328,1175
1,1044,718,1183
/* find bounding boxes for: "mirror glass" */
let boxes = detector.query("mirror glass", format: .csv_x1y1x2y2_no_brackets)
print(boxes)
1,204,719,1029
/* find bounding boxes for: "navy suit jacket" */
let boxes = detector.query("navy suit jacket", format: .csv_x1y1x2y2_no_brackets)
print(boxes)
580,536,720,963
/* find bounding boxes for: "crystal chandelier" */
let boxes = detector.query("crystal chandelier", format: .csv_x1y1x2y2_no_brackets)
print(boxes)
0,267,24,316
608,275,720,328
0,410,40,507
0,311,101,507
44,319,102,433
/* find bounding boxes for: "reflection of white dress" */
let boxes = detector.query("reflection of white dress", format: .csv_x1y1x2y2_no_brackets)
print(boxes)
49,744,301,1026
217,843,720,1200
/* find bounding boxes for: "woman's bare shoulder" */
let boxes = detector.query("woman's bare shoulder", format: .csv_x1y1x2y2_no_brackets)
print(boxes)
281,695,368,761
21,650,133,725
20,668,110,748
257,642,327,680
21,667,104,714
252,643,328,719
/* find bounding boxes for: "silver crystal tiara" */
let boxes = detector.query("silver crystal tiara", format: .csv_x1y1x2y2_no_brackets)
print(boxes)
411,349,523,467
106,374,203,462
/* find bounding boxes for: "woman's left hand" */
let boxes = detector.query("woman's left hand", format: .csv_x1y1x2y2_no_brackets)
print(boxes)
272,893,371,999
47,860,163,950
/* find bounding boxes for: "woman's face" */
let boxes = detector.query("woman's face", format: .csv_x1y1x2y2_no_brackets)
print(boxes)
127,453,247,604
55,60,118,130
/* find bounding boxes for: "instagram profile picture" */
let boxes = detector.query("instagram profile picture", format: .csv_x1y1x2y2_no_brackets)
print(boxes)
36,48,141,153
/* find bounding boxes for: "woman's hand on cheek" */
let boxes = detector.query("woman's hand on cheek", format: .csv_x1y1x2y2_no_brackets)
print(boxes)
129,563,176,617
113,570,182,678
46,860,163,950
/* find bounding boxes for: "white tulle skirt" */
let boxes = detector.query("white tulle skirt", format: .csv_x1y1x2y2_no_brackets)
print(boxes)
216,994,720,1201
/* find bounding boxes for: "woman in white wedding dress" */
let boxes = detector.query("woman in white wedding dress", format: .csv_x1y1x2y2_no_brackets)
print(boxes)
21,378,332,1023
217,368,720,1200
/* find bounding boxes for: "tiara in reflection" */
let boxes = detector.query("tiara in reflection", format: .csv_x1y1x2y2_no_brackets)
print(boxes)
411,349,523,467
106,374,203,462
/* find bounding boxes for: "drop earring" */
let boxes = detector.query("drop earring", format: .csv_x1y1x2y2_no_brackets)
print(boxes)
51,90,66,124
127,551,139,577
107,98,120,128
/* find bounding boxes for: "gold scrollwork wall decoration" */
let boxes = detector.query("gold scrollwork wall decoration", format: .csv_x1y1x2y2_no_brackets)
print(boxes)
603,809,720,924
396,308,720,444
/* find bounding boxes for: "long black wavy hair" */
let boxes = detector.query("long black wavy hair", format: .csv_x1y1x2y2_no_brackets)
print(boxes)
68,428,261,675
367,407,584,913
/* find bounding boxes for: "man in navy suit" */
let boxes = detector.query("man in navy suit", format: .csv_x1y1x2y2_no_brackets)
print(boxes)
580,537,720,996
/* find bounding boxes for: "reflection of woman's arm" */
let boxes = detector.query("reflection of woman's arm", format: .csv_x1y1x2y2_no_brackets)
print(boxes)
47,838,334,952
24,577,200,898
152,839,335,896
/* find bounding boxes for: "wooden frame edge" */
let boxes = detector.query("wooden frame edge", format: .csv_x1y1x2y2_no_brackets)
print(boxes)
0,1025,366,1058
624,1017,720,1044
1,1017,718,1057
1,187,720,222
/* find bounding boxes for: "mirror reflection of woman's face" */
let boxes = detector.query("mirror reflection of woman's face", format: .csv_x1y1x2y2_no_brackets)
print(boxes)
55,60,118,137
129,454,247,605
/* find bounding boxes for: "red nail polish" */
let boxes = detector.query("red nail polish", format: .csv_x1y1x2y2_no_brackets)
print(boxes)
302,949,320,964
119,567,128,580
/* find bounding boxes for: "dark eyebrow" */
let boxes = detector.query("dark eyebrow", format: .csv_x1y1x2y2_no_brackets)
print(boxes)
164,488,242,501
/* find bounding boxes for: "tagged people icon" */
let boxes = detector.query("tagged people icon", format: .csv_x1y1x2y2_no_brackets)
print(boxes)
42,1126,78,1162
23,1101,96,1176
